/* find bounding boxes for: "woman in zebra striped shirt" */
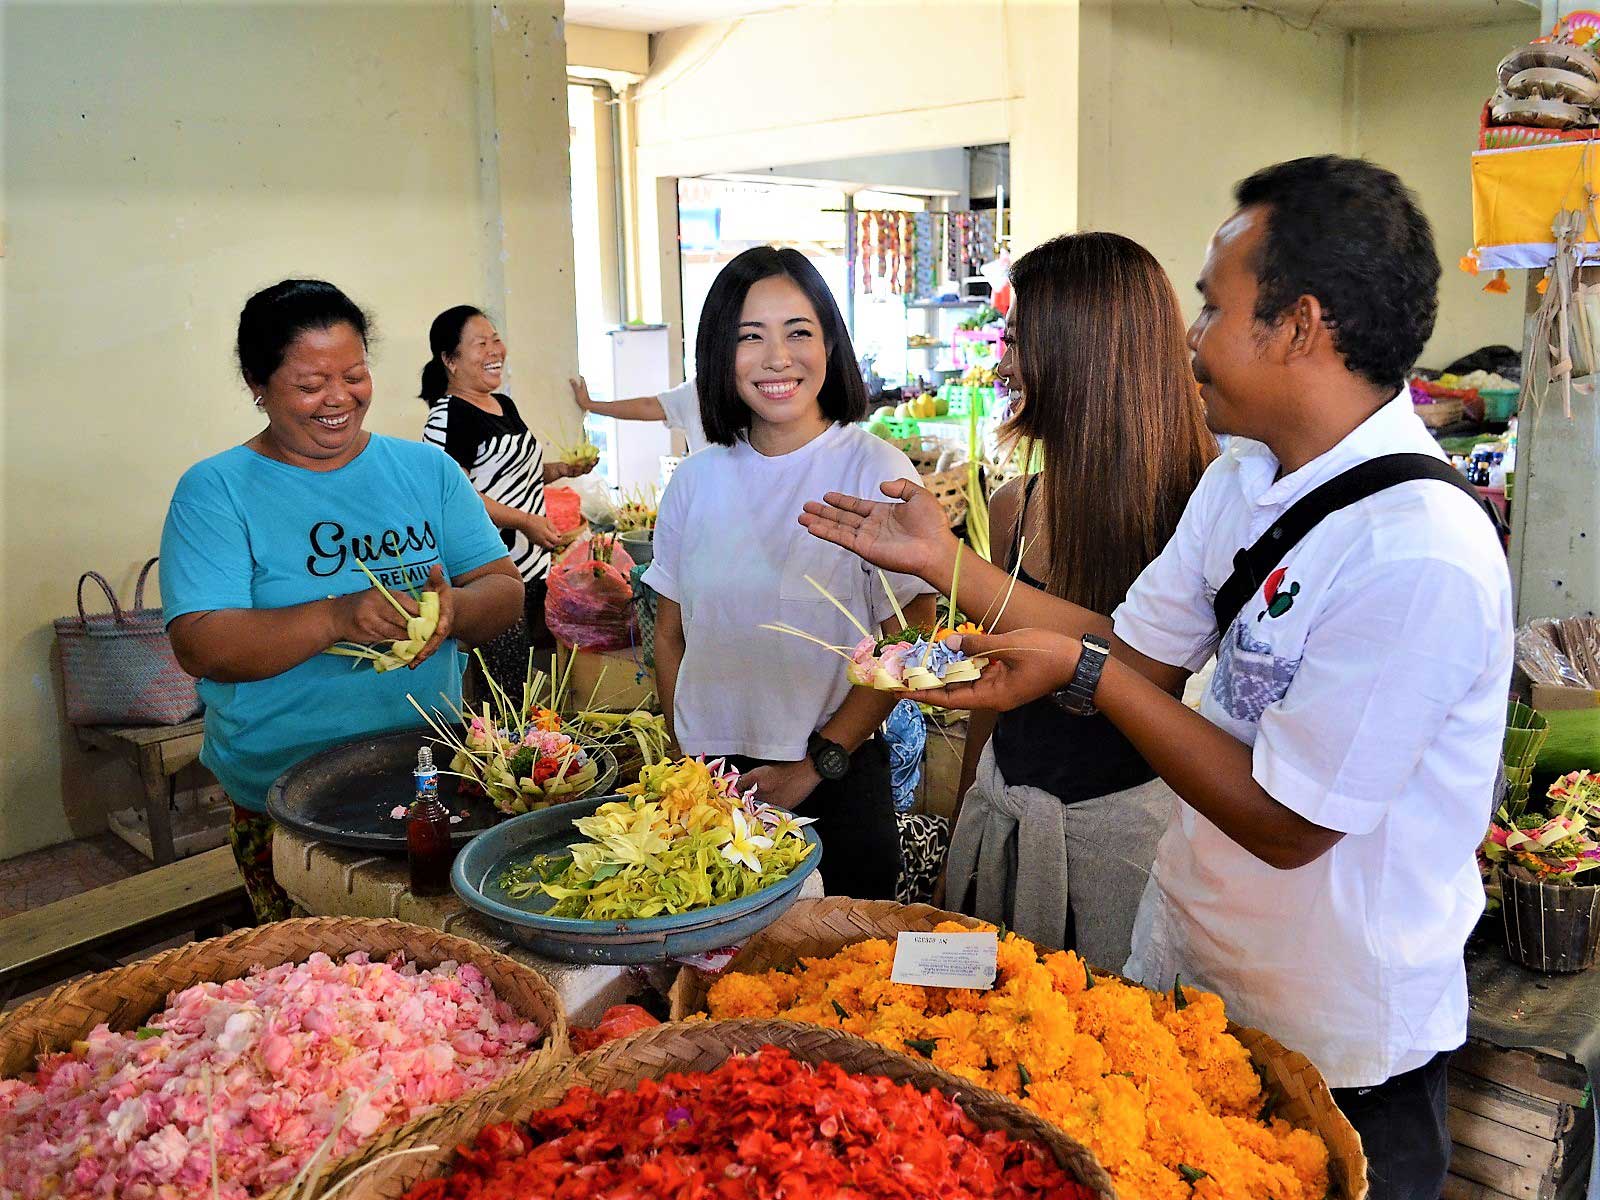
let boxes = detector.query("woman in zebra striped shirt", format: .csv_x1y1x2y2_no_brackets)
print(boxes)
421,305,590,685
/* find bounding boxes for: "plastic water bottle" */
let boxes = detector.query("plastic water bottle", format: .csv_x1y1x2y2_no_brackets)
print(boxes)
406,746,452,896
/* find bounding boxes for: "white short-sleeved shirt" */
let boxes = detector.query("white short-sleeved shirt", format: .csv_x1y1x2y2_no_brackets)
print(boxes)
658,379,709,455
642,423,933,760
1112,393,1513,1088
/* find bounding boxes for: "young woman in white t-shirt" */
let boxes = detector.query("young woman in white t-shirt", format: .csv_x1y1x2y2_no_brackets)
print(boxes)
641,247,935,899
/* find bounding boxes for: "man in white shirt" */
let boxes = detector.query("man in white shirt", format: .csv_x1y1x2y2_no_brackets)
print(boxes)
800,156,1513,1199
570,375,709,455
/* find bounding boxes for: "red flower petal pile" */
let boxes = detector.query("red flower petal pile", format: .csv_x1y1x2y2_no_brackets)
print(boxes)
403,1046,1098,1200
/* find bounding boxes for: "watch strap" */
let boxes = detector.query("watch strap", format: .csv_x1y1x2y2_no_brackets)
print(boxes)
1055,636,1110,715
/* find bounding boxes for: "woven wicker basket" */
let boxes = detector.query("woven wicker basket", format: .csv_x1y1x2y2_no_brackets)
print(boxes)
923,465,970,528
0,917,569,1200
1414,397,1464,428
888,433,950,474
669,897,1369,1200
313,1016,1117,1200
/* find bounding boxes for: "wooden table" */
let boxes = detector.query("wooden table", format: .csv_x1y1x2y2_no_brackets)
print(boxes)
76,718,205,865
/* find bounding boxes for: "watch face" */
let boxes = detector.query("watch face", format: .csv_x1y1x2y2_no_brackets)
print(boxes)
817,745,850,779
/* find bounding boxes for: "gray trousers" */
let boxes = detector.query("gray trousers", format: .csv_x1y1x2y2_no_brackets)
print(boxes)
945,742,1175,971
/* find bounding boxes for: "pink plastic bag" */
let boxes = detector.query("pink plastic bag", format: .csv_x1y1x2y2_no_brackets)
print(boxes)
544,485,584,534
545,537,637,651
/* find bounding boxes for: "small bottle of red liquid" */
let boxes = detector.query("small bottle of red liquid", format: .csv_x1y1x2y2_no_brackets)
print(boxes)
407,746,452,896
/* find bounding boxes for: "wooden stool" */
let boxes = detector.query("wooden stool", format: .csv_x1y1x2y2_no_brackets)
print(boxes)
75,718,206,865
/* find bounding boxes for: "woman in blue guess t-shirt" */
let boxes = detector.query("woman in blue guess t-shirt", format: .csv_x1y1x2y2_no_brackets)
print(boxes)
160,280,523,920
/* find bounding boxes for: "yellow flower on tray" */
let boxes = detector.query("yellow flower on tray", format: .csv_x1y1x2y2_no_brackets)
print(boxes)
626,757,714,818
705,922,1330,1200
718,808,774,872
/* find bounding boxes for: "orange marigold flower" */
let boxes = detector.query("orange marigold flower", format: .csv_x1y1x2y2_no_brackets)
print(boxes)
1043,949,1090,996
1191,1052,1264,1118
705,972,779,1018
996,933,1039,978
705,925,1330,1196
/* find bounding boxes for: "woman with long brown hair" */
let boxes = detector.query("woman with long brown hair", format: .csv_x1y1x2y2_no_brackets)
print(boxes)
945,232,1216,967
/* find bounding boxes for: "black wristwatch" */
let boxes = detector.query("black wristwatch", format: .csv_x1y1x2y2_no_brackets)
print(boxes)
1051,634,1111,716
807,732,850,781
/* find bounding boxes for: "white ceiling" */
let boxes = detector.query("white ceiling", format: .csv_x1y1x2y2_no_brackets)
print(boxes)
564,0,1540,36
564,0,806,33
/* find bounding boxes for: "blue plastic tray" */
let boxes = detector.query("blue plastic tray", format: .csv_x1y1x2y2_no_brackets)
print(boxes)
451,794,822,965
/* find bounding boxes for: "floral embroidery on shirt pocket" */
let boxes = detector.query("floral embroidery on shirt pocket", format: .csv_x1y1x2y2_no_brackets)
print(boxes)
1210,621,1303,724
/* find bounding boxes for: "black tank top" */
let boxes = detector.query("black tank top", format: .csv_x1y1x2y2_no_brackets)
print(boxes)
989,480,1158,803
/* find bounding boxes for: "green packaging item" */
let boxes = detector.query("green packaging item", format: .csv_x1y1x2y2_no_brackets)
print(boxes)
1535,701,1600,775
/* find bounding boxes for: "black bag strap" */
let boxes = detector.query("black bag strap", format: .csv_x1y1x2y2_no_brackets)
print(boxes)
1212,452,1485,634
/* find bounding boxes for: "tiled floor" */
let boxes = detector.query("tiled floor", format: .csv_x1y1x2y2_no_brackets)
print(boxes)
0,832,154,919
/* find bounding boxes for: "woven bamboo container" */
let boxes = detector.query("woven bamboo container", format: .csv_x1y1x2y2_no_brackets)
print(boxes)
0,916,569,1200
312,1016,1118,1200
669,896,1369,1200
922,465,971,528
1414,397,1464,428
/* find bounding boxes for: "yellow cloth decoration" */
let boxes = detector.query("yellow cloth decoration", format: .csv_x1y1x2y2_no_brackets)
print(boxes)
1471,143,1600,271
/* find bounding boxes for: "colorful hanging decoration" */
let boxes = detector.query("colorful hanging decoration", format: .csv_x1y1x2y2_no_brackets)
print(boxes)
859,210,876,296
912,213,938,300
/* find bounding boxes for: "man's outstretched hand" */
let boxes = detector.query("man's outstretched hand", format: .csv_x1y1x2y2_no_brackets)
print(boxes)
798,478,958,581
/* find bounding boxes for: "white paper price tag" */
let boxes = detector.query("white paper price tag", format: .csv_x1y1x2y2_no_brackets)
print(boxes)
890,931,998,990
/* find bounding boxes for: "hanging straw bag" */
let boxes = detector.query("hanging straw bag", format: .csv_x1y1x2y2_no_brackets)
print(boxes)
53,557,201,726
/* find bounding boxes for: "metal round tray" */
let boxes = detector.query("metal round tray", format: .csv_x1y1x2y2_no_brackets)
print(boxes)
451,794,822,965
265,726,618,854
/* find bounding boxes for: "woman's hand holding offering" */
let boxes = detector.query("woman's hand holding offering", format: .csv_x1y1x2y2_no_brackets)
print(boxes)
331,564,456,670
335,582,414,647
899,630,1082,713
406,564,454,669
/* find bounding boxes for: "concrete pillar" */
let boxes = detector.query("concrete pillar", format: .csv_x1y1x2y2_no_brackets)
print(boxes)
478,1,581,441
1510,273,1600,621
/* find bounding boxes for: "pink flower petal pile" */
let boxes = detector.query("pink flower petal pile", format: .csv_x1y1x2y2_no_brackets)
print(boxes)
0,952,543,1200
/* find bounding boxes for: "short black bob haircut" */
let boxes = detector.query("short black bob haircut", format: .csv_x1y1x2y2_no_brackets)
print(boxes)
695,246,868,446
237,279,371,390
1234,155,1439,394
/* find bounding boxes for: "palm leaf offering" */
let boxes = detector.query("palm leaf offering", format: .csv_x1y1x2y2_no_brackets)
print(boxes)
567,707,671,786
1485,769,1600,885
323,560,440,672
553,432,601,471
613,484,659,533
406,651,606,815
1502,700,1551,820
759,541,1039,694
